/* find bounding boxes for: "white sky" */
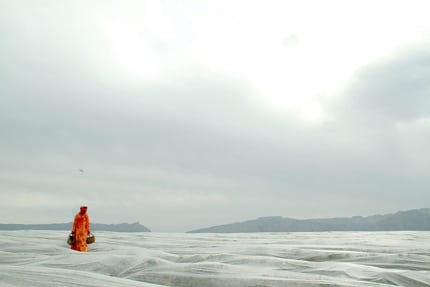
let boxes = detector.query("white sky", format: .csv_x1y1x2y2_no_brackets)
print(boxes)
1,0,430,231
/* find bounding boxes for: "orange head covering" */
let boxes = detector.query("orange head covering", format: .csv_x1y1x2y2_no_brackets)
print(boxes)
79,206,88,214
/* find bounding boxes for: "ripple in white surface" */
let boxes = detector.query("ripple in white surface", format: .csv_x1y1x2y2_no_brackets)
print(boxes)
1,231,429,287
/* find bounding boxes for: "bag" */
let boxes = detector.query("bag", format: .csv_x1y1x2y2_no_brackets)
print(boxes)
87,233,96,244
67,233,75,245
67,233,95,245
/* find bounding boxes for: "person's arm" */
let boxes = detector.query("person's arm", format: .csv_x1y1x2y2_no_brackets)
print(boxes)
86,214,90,234
71,215,77,234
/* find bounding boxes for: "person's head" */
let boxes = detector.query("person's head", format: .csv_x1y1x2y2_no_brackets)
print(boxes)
79,206,88,214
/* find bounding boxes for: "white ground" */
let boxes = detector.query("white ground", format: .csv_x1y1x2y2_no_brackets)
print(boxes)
0,231,429,287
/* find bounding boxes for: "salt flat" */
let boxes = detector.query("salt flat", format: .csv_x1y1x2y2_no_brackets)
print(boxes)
0,230,429,287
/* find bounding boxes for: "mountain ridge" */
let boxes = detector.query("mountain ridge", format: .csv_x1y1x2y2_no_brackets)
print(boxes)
188,208,430,233
0,222,151,232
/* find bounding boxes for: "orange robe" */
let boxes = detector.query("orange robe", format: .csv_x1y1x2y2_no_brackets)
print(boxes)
71,212,90,252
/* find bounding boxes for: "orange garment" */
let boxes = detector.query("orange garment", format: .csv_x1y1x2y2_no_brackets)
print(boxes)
71,206,90,252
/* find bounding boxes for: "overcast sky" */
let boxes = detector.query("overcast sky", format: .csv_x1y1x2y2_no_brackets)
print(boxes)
1,0,430,232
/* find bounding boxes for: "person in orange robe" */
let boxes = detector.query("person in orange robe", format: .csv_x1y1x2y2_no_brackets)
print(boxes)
71,206,90,252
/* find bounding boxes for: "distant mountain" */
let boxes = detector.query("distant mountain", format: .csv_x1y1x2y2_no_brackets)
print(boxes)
0,222,151,232
188,208,430,233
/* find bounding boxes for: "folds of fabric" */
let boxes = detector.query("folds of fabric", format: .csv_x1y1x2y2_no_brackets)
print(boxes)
71,212,90,252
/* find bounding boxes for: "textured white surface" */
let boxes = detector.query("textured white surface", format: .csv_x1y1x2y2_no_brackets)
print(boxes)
1,231,429,286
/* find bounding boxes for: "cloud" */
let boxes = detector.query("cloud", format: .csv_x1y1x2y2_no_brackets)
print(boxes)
282,34,300,48
1,1,430,231
334,37,430,124
2,46,430,230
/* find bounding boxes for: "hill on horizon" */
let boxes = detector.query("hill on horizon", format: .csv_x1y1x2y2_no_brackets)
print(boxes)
0,222,151,232
188,208,430,233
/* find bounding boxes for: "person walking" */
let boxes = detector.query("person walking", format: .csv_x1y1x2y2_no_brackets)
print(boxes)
71,206,91,252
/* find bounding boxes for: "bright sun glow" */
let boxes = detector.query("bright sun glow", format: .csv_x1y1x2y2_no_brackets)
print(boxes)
300,102,323,122
105,1,170,80
110,20,162,79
